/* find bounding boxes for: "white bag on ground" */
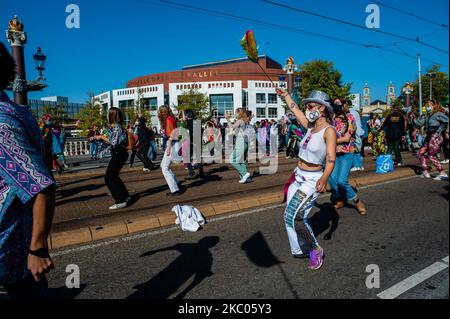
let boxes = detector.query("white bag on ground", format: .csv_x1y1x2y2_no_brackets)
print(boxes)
172,205,205,232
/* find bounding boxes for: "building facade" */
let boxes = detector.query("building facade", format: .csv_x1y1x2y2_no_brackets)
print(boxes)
28,96,85,120
94,56,287,130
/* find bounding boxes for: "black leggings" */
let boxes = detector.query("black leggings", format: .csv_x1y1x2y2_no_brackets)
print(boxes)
105,148,129,204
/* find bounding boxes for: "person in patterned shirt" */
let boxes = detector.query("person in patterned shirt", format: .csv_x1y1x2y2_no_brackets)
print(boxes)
329,98,367,216
0,42,55,299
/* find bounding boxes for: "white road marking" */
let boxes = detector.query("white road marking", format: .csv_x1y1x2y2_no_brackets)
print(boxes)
377,257,450,299
442,256,449,264
51,175,420,257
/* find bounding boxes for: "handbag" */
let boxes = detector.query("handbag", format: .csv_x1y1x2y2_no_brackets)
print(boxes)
376,154,394,174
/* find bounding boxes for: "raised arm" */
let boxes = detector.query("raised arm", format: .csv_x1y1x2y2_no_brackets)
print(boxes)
276,88,309,129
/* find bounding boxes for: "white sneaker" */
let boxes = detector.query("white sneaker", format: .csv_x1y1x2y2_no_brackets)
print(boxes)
350,167,361,172
143,168,150,172
397,163,403,167
441,159,449,164
421,172,431,178
109,202,127,210
434,174,449,181
239,172,251,184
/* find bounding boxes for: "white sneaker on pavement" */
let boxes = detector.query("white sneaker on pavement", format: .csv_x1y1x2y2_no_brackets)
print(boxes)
239,172,251,184
421,171,431,178
109,202,127,210
434,174,449,181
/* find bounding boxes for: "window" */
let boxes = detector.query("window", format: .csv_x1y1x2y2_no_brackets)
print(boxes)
268,94,277,104
242,90,248,108
256,93,266,104
210,94,234,118
268,108,278,118
256,108,266,118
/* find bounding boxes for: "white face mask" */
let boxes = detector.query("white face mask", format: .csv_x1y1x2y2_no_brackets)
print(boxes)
426,106,432,112
305,109,321,123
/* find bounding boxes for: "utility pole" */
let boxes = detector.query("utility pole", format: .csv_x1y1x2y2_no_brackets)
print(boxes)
418,54,423,116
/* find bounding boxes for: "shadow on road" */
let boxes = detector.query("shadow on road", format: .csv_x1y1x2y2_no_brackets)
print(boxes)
56,183,104,199
241,232,299,299
47,284,87,299
442,185,449,201
127,236,220,299
56,193,108,207
309,203,340,241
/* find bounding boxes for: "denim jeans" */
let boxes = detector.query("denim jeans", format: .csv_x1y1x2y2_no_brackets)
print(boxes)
90,141,98,159
352,152,364,169
147,140,158,160
329,153,357,202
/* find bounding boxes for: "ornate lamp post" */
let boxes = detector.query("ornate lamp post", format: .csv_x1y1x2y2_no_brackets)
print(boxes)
33,47,46,81
5,15,47,106
282,57,299,94
402,82,414,109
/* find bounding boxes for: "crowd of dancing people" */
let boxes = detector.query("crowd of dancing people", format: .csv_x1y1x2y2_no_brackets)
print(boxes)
1,40,449,298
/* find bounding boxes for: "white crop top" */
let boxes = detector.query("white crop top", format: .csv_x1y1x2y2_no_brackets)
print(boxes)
298,126,332,165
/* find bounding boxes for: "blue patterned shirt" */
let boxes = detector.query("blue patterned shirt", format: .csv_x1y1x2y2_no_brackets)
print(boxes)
0,91,54,284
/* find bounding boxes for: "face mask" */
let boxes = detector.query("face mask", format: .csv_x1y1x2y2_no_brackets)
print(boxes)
402,107,409,113
305,109,321,123
426,107,432,112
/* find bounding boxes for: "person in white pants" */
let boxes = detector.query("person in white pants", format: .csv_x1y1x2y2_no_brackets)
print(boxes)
161,139,182,195
158,105,184,196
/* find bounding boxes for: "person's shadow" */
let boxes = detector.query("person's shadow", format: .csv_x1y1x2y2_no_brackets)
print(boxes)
308,203,340,241
127,236,220,299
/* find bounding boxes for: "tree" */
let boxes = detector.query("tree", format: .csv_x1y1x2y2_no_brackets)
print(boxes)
42,103,67,124
297,60,352,105
135,88,153,127
176,89,214,123
413,65,449,108
77,92,107,135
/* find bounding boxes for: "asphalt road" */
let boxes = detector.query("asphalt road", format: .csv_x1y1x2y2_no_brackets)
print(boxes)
45,176,449,299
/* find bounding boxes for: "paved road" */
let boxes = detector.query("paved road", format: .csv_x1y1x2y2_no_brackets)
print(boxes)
44,176,449,299
52,152,430,233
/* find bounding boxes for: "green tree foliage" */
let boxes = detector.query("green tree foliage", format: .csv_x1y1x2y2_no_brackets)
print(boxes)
77,92,107,135
297,60,352,104
42,103,67,124
176,89,214,122
413,65,449,108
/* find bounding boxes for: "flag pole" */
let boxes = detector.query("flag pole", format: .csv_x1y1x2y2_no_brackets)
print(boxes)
256,61,276,87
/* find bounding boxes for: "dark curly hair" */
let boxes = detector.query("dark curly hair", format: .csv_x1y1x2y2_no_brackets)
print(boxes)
0,42,16,91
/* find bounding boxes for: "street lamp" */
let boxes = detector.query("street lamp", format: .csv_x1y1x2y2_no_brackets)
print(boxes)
282,57,299,94
33,47,46,81
425,72,436,100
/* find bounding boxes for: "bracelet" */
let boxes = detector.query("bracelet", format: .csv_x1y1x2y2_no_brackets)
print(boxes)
29,247,49,258
289,102,296,109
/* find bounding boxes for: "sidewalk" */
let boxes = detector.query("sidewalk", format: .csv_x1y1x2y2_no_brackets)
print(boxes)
49,151,446,250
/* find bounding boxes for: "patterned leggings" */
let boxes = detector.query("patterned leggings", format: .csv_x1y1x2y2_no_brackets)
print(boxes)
284,168,321,255
417,133,443,172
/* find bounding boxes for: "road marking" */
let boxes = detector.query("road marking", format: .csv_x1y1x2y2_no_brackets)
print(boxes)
443,256,449,264
51,174,420,257
377,257,449,299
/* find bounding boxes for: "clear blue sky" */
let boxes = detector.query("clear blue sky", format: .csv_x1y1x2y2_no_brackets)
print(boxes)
1,0,448,103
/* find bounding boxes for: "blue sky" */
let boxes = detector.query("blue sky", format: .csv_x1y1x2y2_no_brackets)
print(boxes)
1,0,448,103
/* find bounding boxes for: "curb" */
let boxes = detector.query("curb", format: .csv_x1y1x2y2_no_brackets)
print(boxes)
49,168,419,251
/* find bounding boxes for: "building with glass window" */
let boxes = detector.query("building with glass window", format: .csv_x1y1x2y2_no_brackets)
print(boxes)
28,96,85,120
94,56,287,130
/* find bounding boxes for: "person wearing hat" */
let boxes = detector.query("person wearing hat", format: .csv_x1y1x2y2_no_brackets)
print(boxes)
329,98,367,216
276,88,337,271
